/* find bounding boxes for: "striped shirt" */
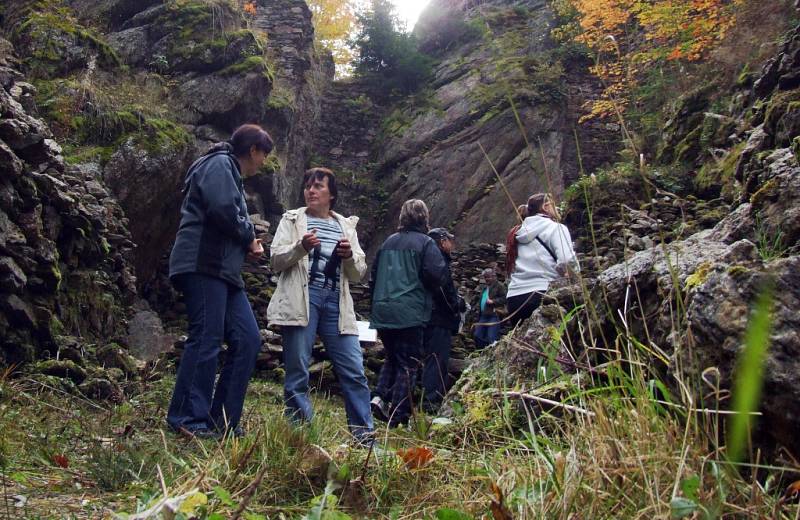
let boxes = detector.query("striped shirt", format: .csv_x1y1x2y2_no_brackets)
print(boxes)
307,216,343,291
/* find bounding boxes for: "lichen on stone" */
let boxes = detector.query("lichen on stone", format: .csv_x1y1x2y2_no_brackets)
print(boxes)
684,261,713,290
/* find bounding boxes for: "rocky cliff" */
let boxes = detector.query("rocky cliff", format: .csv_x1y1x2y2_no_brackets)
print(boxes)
308,0,618,253
0,39,140,393
1,0,331,286
452,20,800,456
0,0,330,371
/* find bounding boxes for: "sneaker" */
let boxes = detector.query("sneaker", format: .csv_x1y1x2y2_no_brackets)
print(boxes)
221,426,245,439
178,427,222,440
370,396,390,422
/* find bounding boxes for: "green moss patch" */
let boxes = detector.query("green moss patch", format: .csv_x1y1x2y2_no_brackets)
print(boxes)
14,1,120,78
764,88,800,145
151,3,266,74
694,141,745,201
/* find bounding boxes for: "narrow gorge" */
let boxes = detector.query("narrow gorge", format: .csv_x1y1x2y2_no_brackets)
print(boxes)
1,0,799,517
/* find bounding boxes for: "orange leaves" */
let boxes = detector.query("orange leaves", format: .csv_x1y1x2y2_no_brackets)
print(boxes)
780,480,800,504
397,446,434,469
489,482,513,520
242,1,257,16
566,0,741,120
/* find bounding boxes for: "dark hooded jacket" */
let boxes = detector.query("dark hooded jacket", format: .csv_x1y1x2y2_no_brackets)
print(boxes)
169,144,255,288
369,227,447,330
428,251,464,333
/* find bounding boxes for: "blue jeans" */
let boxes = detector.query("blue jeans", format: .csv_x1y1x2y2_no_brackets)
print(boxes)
282,286,373,441
375,326,424,426
167,273,261,433
422,325,452,411
473,313,501,347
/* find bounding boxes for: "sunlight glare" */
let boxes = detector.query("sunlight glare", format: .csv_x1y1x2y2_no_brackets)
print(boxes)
390,0,430,31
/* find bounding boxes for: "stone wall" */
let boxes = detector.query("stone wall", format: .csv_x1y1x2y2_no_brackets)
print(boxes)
252,0,334,220
0,39,138,371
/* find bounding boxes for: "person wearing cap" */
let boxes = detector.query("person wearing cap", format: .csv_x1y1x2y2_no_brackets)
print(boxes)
421,227,464,413
369,200,447,427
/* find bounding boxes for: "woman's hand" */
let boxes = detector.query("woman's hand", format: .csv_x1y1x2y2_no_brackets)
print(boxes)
335,238,353,259
302,229,320,251
247,238,264,262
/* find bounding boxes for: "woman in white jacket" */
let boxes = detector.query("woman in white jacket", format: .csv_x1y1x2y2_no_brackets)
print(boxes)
266,167,373,444
506,193,578,327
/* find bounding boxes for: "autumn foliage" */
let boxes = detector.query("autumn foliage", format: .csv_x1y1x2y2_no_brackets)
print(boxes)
308,0,359,67
242,1,257,16
556,0,742,120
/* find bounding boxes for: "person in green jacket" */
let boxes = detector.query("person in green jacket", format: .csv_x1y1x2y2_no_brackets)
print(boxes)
369,199,447,426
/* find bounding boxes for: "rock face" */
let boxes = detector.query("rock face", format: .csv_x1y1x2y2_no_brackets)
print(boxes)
475,22,800,456
1,0,330,285
339,0,618,254
0,39,137,368
251,0,334,219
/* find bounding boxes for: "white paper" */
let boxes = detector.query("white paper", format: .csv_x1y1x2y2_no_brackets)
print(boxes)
357,321,377,342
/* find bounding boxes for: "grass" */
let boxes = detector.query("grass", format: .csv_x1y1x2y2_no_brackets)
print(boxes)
1,340,797,519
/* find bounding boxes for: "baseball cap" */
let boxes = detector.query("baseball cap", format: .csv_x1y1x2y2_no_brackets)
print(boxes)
428,227,454,240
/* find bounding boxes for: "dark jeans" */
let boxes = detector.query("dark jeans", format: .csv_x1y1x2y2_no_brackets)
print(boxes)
506,291,544,328
167,273,261,433
473,312,501,347
422,325,452,412
282,286,373,442
375,327,424,426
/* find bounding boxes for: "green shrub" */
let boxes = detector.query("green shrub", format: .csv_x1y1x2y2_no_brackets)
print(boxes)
351,0,433,94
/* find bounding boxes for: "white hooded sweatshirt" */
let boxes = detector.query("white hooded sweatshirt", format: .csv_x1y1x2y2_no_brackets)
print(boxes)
507,214,579,297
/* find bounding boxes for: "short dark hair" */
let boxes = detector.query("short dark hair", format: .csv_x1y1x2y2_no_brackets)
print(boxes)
302,167,338,210
230,124,273,157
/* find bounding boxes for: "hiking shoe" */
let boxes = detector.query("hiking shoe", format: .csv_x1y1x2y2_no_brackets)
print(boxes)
370,396,390,422
220,426,245,439
178,427,222,440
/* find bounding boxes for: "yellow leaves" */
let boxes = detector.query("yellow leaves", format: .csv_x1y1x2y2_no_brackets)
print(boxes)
307,0,358,66
242,1,257,16
566,0,741,120
178,491,208,514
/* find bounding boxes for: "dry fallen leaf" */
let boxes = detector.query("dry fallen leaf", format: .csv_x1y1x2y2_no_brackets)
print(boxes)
490,481,513,520
52,454,69,468
780,480,800,504
397,446,434,469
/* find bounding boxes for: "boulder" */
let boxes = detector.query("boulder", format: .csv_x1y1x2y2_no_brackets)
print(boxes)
95,343,139,377
684,256,800,452
174,71,271,128
36,359,87,384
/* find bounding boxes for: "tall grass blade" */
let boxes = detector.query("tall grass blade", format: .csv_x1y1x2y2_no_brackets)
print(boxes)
727,282,774,463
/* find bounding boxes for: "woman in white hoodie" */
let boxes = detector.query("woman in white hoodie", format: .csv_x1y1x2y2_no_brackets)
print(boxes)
506,193,578,327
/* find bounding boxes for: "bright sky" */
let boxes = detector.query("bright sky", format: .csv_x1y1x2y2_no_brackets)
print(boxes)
390,0,430,31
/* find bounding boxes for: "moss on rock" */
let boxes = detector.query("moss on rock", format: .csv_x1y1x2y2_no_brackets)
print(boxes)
95,343,138,377
764,89,800,147
35,359,87,383
14,2,120,78
695,141,745,200
749,177,779,207
685,261,713,291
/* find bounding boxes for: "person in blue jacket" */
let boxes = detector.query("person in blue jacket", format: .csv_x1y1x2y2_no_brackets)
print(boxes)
167,124,273,439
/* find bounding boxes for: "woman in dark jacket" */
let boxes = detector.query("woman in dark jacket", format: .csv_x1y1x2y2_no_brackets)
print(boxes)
167,124,273,439
369,199,447,426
